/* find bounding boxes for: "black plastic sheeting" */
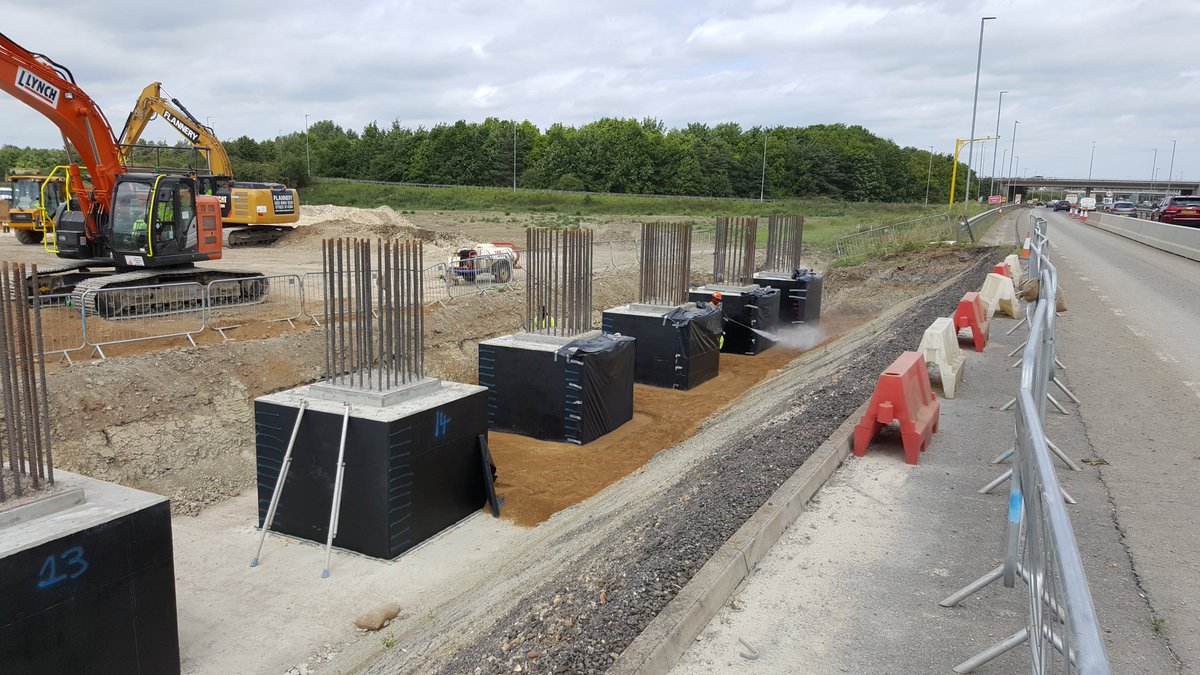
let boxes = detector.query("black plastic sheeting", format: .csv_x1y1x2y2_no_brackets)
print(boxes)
479,333,634,444
255,389,489,560
602,304,721,390
0,500,180,674
755,268,824,325
688,287,781,355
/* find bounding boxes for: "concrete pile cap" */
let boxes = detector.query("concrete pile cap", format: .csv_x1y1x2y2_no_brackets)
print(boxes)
918,317,966,399
979,272,1019,319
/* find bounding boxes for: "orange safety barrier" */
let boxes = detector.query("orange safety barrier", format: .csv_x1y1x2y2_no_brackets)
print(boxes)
853,351,941,464
954,292,989,352
991,263,1011,278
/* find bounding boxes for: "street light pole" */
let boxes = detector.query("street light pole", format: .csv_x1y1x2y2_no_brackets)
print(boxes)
304,114,311,176
989,90,1008,197
1000,147,1008,193
1150,148,1158,193
1165,139,1177,197
304,114,314,176
513,120,518,192
1087,141,1096,185
759,128,769,202
964,16,997,205
925,146,934,206
1005,120,1019,197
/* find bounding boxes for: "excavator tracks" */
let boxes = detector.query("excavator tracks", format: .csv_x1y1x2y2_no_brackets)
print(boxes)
222,226,292,247
23,259,110,292
70,268,269,318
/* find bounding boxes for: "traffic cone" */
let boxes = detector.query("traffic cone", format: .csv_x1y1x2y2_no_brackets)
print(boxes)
1020,232,1031,259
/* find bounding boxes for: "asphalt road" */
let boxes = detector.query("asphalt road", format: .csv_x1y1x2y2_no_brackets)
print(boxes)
1044,210,1200,672
672,211,1198,673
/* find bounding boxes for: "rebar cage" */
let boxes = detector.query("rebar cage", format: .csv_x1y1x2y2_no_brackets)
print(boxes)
712,217,758,285
525,227,594,336
321,238,425,390
637,222,692,306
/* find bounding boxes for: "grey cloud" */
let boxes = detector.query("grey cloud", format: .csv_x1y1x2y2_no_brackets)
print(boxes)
2,0,1197,180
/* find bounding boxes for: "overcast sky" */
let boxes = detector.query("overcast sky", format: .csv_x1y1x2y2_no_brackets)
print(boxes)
3,0,1197,183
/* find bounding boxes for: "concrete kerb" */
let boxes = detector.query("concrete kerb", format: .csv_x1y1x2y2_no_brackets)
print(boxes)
610,400,866,675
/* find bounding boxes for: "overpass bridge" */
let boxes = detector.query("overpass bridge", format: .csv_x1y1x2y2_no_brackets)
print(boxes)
1002,177,1198,202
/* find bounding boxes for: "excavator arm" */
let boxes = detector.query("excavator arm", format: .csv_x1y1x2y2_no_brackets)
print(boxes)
118,82,235,177
0,32,123,228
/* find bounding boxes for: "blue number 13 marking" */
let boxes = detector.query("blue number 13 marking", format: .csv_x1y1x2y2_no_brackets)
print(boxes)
38,546,88,589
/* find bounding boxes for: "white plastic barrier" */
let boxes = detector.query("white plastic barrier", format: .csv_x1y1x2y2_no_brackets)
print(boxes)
1004,254,1023,287
918,317,965,399
980,272,1019,319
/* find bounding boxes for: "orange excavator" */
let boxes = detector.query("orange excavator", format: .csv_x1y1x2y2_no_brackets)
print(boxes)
0,32,264,315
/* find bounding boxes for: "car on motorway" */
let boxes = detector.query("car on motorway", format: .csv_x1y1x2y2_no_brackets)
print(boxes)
1110,201,1137,218
1151,196,1200,226
1053,200,1071,211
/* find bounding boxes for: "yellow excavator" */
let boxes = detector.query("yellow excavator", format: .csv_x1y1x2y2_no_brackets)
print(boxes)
3,172,67,244
118,82,300,246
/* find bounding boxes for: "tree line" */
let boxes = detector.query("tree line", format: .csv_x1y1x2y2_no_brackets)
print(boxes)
2,118,988,204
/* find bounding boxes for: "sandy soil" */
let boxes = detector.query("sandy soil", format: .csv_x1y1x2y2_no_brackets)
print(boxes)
491,315,866,526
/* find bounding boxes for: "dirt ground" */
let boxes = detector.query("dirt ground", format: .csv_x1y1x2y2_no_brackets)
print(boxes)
0,204,1023,675
0,207,988,521
491,316,867,527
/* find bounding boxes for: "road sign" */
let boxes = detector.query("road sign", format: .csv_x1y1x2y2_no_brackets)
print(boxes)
988,195,1002,204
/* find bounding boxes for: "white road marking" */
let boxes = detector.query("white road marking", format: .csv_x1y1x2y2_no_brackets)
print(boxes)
1111,308,1125,317
1088,285,1100,292
1126,325,1149,338
1156,351,1179,364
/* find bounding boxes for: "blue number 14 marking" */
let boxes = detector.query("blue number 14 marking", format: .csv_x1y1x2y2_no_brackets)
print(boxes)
38,546,88,590
434,410,451,438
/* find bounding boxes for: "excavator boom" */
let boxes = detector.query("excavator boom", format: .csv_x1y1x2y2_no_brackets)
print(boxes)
0,32,124,223
119,82,234,176
117,81,300,240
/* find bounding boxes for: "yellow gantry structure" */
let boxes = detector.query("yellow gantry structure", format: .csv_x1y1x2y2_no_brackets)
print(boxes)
949,136,999,209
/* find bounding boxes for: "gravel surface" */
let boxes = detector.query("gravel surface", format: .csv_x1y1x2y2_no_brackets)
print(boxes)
436,248,1000,675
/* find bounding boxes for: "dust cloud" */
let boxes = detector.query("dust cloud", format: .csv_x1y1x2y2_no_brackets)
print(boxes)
769,323,828,351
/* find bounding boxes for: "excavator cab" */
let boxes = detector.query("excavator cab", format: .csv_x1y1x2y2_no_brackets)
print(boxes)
107,174,222,268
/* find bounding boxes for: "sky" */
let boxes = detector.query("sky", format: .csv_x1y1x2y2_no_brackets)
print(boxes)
2,0,1198,184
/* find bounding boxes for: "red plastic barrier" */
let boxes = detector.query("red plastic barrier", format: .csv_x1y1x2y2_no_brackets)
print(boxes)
991,263,1010,278
953,292,989,352
853,351,941,464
